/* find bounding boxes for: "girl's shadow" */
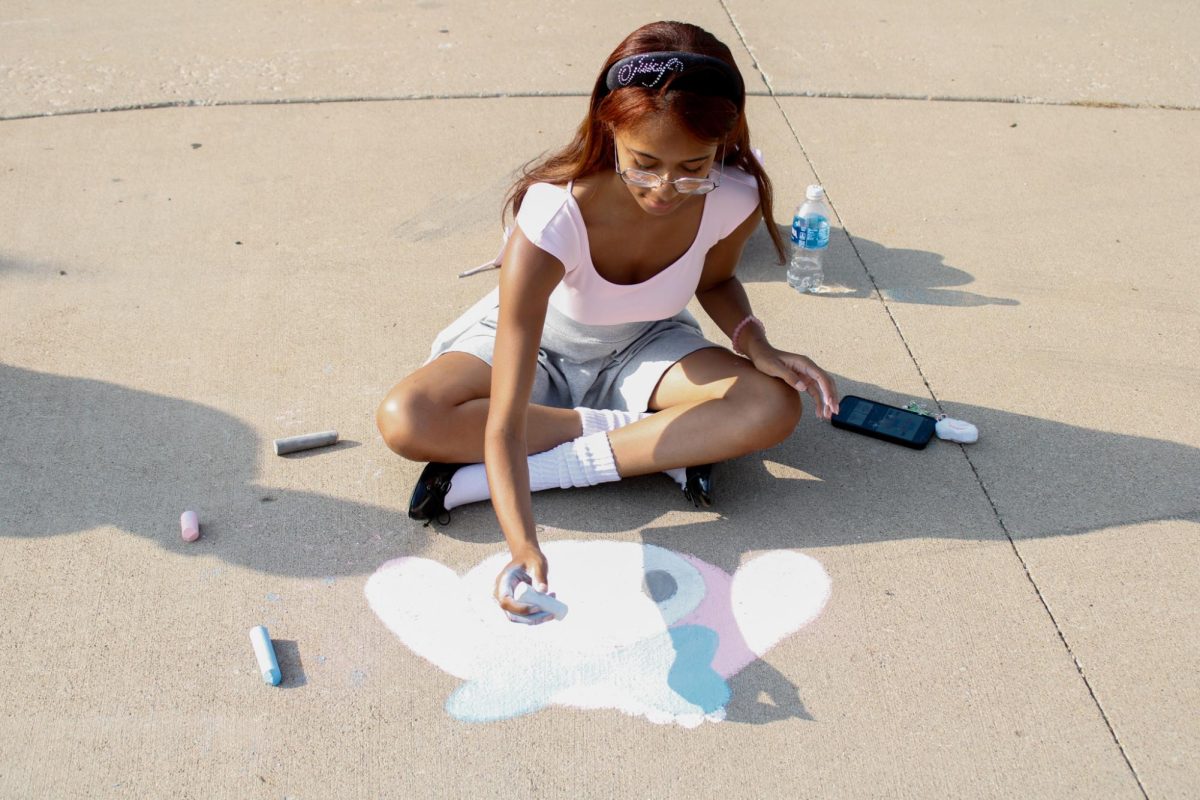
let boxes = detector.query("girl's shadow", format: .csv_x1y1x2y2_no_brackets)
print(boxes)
0,362,426,578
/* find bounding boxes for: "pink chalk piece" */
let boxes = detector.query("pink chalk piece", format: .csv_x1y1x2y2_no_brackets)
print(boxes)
180,510,200,542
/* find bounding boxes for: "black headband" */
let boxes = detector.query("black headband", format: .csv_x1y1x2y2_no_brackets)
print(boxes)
604,51,743,102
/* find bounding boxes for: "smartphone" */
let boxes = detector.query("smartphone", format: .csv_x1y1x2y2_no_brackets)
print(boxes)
831,395,936,450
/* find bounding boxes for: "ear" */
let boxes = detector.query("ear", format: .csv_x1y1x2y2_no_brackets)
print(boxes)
364,557,485,679
730,551,832,657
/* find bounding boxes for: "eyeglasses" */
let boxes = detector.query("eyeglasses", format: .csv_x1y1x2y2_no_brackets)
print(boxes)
613,140,722,195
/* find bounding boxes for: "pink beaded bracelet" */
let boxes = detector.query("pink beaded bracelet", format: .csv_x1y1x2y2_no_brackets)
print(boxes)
730,315,765,356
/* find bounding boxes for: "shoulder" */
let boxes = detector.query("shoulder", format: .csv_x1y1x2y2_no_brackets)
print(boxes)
515,182,582,269
717,164,760,202
518,182,572,220
712,164,761,238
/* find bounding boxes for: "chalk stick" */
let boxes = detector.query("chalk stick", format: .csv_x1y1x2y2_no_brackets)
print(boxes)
248,625,281,685
273,430,338,456
515,584,569,621
180,510,200,542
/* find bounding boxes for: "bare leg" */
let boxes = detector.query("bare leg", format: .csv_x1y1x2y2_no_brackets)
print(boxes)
377,352,582,463
399,348,803,516
608,348,803,477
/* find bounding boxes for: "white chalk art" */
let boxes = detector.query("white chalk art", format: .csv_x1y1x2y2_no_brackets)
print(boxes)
365,541,831,727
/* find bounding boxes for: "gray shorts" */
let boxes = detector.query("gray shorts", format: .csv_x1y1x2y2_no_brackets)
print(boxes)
427,292,721,412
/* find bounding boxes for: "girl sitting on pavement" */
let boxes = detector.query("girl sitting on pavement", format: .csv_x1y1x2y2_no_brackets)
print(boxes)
377,20,839,621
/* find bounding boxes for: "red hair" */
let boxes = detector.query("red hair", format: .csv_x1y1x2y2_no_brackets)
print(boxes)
504,21,787,263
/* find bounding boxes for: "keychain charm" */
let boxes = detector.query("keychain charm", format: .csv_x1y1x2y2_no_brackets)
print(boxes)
905,402,979,444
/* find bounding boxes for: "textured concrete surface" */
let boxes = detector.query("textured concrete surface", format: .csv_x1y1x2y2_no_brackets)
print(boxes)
730,0,1200,108
2,2,1197,798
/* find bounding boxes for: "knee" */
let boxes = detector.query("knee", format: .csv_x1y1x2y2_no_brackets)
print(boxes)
376,385,439,461
731,374,803,449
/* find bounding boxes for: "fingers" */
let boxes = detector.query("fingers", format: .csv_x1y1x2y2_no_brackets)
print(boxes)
499,595,552,625
791,365,839,420
497,565,530,600
495,562,554,624
529,560,549,594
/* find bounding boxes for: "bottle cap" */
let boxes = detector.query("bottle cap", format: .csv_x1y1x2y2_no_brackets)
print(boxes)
806,185,825,200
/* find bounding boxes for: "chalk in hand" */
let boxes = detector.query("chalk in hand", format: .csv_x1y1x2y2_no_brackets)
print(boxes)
180,510,200,542
248,625,282,685
499,566,555,625
515,583,569,621
273,430,338,456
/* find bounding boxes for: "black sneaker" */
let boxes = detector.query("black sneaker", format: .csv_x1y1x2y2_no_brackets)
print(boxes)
682,463,715,508
408,462,467,524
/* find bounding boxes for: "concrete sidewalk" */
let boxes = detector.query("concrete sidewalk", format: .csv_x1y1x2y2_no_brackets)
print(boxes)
2,2,1197,798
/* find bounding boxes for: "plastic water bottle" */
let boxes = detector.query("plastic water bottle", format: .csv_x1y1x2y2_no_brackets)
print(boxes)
788,185,832,292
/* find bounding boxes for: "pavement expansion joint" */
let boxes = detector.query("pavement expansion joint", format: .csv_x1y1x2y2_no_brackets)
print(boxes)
757,50,1154,791
4,91,1193,124
767,91,1199,112
719,0,774,96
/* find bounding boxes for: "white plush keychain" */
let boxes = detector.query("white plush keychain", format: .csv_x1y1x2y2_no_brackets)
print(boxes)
905,402,979,444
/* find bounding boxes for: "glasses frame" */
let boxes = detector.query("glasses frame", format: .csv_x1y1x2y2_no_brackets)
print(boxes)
613,139,723,196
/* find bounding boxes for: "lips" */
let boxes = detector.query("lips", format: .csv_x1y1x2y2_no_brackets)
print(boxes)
645,198,679,213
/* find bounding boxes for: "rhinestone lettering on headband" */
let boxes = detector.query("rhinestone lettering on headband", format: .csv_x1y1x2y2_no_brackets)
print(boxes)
616,56,685,88
604,51,743,101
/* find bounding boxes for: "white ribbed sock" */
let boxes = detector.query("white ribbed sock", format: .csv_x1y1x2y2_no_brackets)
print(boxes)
663,467,686,488
575,407,682,487
442,464,487,510
442,432,621,511
575,406,651,437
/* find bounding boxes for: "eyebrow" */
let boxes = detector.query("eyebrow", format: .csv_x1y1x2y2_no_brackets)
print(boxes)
630,148,710,165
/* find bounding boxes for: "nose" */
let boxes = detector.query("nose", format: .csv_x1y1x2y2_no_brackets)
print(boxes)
652,180,679,200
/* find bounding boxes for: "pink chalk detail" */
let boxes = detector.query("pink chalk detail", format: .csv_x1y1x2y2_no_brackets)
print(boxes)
675,556,756,678
180,510,200,542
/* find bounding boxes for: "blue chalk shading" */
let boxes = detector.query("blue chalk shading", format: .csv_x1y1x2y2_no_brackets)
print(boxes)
446,672,552,722
248,625,281,686
667,626,730,714
323,576,336,586
266,592,282,603
445,625,730,724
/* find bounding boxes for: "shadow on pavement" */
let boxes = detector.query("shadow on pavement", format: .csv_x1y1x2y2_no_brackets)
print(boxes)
4,218,1194,724
0,363,424,578
739,223,1019,308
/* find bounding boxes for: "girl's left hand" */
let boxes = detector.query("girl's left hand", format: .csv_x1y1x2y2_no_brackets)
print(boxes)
749,346,841,421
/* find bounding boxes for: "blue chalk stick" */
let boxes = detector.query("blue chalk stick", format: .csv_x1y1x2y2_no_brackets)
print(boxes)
249,625,281,685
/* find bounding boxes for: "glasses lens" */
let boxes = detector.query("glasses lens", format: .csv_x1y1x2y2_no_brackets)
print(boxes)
622,169,661,188
674,179,716,195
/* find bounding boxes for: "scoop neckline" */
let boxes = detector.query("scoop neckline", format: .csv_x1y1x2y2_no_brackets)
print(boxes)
565,180,711,289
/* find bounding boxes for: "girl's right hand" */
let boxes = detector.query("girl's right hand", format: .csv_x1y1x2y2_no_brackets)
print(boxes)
493,544,552,624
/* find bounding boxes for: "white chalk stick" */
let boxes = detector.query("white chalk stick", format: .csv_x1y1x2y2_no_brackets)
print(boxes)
273,430,338,455
248,625,281,685
515,584,569,621
180,510,200,542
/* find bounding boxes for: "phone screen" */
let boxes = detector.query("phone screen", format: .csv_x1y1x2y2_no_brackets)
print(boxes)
833,396,934,447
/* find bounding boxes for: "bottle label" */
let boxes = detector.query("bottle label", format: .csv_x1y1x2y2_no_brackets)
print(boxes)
791,213,829,249
805,214,829,249
790,214,806,246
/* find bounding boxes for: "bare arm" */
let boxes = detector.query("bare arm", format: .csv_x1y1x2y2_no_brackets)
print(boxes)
694,206,766,346
695,207,840,419
487,227,565,609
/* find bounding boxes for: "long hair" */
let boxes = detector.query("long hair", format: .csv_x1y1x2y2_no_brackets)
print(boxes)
503,21,787,263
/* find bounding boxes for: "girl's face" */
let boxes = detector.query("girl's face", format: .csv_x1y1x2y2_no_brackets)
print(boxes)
613,117,720,217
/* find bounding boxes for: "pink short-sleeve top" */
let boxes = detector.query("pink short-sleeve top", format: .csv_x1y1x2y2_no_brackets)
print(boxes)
515,164,761,325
